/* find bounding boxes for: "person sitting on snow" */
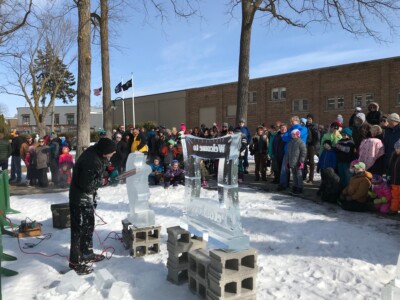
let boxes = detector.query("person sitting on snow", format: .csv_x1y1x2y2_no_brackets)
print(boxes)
164,160,184,188
149,156,164,185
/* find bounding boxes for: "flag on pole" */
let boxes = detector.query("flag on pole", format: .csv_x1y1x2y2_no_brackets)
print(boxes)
93,87,102,96
115,82,122,94
122,79,133,91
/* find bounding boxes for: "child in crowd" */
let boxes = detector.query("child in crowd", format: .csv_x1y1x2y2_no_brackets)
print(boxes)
287,129,307,195
317,140,337,172
339,161,372,212
58,146,74,188
388,139,400,214
335,127,356,188
161,139,178,172
149,157,163,185
164,160,185,188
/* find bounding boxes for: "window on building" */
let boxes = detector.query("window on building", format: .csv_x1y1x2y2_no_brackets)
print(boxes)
66,114,75,125
226,104,236,117
326,96,345,110
54,114,60,125
293,99,309,112
22,114,30,125
248,91,257,103
353,93,374,108
271,87,286,100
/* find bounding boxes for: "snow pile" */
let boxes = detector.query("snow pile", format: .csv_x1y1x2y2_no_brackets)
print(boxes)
1,183,399,299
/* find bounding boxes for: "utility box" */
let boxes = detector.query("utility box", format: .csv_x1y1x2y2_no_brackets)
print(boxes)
51,203,71,229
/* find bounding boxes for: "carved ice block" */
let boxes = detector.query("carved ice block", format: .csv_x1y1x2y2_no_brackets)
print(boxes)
181,134,249,250
125,152,155,227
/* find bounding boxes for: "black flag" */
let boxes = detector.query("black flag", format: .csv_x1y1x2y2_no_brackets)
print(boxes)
122,79,132,91
114,82,122,94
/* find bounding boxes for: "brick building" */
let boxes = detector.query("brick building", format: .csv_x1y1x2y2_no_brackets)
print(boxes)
186,56,400,131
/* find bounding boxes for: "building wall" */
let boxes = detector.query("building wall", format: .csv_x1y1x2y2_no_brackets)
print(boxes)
186,57,400,131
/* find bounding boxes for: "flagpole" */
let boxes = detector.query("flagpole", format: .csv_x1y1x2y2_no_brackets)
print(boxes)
121,77,125,127
131,73,135,128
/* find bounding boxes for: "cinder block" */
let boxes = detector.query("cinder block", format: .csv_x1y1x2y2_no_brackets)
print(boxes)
208,272,257,299
167,236,206,253
209,248,258,277
167,268,189,285
188,249,210,280
189,274,208,298
121,222,161,257
167,226,192,245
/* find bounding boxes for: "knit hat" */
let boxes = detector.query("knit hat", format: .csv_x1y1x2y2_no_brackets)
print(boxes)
341,127,353,137
96,138,117,155
355,112,366,123
394,139,400,149
171,160,179,165
323,140,332,147
291,129,300,137
353,161,366,171
355,107,362,112
222,122,229,128
168,139,175,146
336,114,344,125
300,118,307,125
228,125,235,132
179,123,186,132
239,118,245,123
387,113,400,123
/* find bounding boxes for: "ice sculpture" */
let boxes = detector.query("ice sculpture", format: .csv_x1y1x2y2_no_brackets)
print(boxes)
124,152,155,227
382,252,400,300
181,134,250,250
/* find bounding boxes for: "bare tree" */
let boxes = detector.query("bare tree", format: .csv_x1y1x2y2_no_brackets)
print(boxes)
0,11,76,137
0,0,33,45
231,0,400,125
75,0,92,158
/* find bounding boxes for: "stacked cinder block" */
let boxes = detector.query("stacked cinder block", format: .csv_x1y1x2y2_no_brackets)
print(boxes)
207,248,258,300
166,226,206,285
121,220,161,257
188,248,210,298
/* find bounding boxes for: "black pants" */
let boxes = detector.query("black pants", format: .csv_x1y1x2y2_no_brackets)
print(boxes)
69,203,95,266
37,168,48,187
50,160,59,185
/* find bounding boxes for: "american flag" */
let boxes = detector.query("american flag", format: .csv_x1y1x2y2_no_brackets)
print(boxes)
93,87,102,96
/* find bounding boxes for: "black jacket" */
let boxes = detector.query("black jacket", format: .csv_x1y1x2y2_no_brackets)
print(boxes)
11,136,23,156
69,145,108,206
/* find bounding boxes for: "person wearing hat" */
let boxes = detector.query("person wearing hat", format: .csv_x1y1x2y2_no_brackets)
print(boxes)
319,122,342,156
69,138,117,275
238,118,251,173
383,113,400,172
349,107,362,127
388,139,400,213
164,159,184,188
366,102,383,126
110,132,130,175
287,128,307,195
358,125,385,175
130,128,148,154
249,125,269,181
339,161,373,212
161,139,178,172
351,112,371,152
335,127,357,188
9,130,23,183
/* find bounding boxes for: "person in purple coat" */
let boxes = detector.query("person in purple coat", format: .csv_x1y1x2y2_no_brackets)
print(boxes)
164,160,185,188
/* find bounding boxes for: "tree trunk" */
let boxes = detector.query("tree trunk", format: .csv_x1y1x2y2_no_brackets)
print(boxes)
100,0,112,138
76,0,91,158
236,0,256,126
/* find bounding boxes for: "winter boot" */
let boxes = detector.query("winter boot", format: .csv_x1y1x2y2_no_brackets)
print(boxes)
201,180,208,188
69,263,93,275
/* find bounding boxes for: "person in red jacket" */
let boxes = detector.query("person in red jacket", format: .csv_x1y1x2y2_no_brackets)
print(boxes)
58,146,74,188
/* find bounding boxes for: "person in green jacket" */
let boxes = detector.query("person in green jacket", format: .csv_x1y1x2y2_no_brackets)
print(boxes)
319,122,342,156
0,133,11,170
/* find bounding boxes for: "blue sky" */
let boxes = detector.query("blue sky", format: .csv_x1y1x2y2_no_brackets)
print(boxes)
1,0,399,117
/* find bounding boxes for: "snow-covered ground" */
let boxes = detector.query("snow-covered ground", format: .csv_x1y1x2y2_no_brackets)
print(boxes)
1,183,399,299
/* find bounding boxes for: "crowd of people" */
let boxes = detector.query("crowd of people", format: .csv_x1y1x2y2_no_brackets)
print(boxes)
1,101,399,214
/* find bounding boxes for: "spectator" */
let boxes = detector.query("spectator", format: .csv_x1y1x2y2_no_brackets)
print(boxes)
164,160,184,188
349,107,362,127
319,122,342,156
318,167,342,203
388,139,400,214
383,113,400,172
110,133,129,174
271,123,287,184
234,127,248,183
358,125,385,175
33,138,50,188
148,157,163,185
238,118,251,174
339,161,372,212
130,128,148,154
161,139,178,172
287,129,307,195
351,112,371,152
20,135,35,185
366,102,383,125
9,130,23,183
58,146,74,188
317,140,337,173
113,124,125,140
0,133,11,171
335,127,356,188
249,125,269,181
305,113,320,183
49,133,61,186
